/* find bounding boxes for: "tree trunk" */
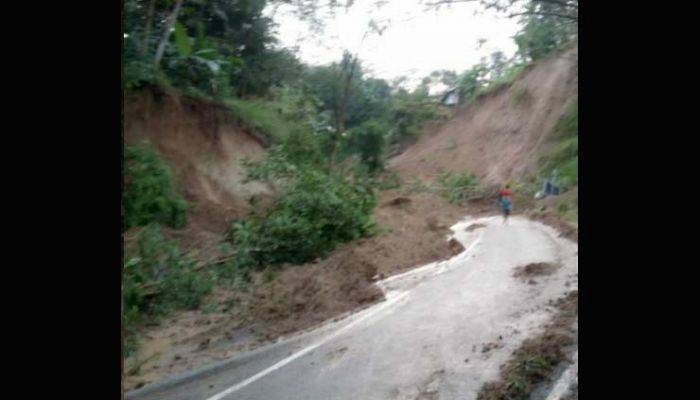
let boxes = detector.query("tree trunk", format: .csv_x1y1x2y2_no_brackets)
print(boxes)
154,0,185,66
330,55,358,162
140,0,157,58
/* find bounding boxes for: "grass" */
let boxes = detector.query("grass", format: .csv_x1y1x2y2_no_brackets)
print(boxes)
436,171,488,205
225,98,302,143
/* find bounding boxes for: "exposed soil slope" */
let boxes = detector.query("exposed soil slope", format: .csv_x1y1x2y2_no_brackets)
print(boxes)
389,47,578,186
124,86,272,238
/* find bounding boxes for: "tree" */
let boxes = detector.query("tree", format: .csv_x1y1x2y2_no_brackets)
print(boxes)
456,63,488,101
424,0,578,22
125,0,301,97
154,0,185,66
513,1,577,61
343,120,387,172
423,0,578,62
488,51,509,80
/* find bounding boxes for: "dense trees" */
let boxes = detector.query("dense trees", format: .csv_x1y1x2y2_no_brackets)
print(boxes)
124,0,303,97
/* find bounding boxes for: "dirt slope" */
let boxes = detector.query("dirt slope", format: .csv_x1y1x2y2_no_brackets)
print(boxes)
124,87,272,237
390,47,578,186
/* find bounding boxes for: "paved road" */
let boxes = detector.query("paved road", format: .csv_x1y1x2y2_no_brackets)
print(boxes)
127,215,578,400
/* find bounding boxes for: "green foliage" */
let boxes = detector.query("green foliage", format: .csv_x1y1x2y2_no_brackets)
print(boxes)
437,172,487,204
124,142,187,230
342,120,387,173
374,171,402,191
540,100,578,190
124,0,296,99
225,84,332,144
456,54,532,105
235,114,378,271
513,1,577,62
232,169,377,269
124,60,165,90
457,64,489,102
173,21,192,57
387,88,440,148
226,98,300,143
123,224,214,354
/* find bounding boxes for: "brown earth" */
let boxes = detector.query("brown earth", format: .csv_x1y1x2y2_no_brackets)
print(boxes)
528,211,578,242
466,223,487,232
513,262,561,279
477,291,578,400
124,186,472,390
389,47,578,187
124,86,273,252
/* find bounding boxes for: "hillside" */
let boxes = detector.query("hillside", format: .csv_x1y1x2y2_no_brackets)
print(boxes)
122,49,578,391
124,87,272,233
390,47,578,187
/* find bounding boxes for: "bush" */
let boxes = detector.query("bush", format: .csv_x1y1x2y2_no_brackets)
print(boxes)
342,120,387,173
388,91,439,147
437,171,487,204
232,169,376,269
124,143,188,229
124,60,164,90
540,100,578,190
123,225,213,355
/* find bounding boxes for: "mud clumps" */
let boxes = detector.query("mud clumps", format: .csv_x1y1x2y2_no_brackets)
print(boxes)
426,216,448,232
448,238,465,255
529,211,578,242
476,291,578,400
465,223,486,232
481,342,504,354
513,262,560,280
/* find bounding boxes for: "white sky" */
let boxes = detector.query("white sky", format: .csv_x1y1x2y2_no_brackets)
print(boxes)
266,0,521,91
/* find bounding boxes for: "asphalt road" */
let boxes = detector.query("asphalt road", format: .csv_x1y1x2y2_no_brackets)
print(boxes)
126,215,578,400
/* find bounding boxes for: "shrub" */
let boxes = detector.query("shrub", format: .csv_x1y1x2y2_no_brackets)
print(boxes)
232,169,376,269
124,143,187,229
540,100,578,190
342,120,387,173
437,172,487,204
123,225,213,355
124,60,162,90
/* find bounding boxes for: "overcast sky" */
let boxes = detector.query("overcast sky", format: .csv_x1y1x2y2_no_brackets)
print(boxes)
266,0,521,91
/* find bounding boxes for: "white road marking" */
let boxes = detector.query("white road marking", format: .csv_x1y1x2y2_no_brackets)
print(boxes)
204,291,410,400
205,218,491,400
377,223,485,289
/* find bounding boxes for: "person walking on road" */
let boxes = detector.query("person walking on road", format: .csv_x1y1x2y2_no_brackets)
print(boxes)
498,184,513,224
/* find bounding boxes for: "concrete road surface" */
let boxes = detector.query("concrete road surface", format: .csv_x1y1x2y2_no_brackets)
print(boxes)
126,215,578,400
